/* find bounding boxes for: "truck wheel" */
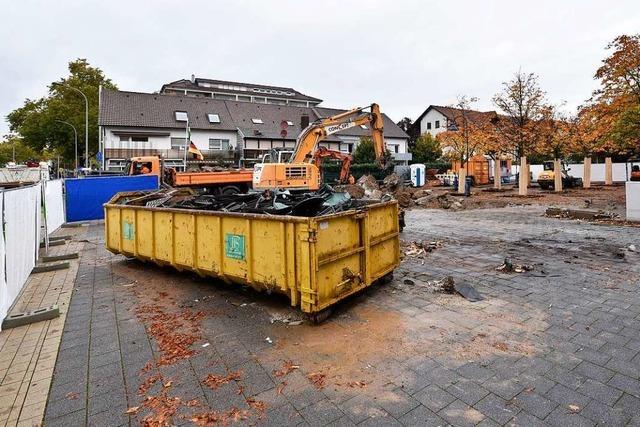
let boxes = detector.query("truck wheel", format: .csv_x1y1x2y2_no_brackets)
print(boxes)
221,186,241,196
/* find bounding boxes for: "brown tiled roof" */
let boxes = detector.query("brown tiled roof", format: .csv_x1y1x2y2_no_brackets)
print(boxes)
100,90,410,142
99,89,236,130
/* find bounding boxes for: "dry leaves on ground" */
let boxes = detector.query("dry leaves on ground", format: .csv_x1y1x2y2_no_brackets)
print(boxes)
276,381,287,395
273,360,299,378
306,372,327,389
202,371,242,390
191,408,249,426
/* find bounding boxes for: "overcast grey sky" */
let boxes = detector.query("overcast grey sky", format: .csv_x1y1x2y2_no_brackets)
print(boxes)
1,0,639,136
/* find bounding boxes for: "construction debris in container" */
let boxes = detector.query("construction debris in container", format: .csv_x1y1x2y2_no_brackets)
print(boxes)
115,185,385,217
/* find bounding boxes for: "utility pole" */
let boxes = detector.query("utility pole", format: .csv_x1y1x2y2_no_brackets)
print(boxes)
56,120,78,176
53,83,89,169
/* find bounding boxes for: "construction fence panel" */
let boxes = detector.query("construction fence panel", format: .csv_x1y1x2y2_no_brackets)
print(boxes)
0,184,41,326
44,179,65,233
65,175,159,222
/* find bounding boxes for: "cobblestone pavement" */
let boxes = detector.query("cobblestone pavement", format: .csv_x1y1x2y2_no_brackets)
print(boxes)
0,227,85,427
43,206,640,426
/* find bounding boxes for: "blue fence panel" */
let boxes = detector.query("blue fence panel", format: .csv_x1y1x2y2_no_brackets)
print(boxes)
65,175,158,222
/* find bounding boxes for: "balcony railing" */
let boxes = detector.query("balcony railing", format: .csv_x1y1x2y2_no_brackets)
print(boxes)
105,148,235,161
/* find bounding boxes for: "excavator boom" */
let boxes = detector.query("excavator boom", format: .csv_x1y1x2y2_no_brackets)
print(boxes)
254,103,387,191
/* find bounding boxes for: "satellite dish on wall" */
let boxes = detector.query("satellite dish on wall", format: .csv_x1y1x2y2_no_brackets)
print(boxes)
280,129,288,138
280,120,288,129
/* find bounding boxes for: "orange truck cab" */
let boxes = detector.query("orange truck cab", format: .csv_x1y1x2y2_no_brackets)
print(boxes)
127,156,253,195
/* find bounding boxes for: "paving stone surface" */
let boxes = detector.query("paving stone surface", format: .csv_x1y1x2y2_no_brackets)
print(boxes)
42,206,640,426
0,226,85,427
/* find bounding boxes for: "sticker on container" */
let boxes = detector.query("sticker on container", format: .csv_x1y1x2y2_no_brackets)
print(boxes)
123,221,135,240
319,221,329,230
225,233,245,260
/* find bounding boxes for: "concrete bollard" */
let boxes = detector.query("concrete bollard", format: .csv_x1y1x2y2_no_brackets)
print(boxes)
519,157,528,196
494,160,501,190
605,157,613,185
458,167,466,194
554,159,563,192
583,157,591,188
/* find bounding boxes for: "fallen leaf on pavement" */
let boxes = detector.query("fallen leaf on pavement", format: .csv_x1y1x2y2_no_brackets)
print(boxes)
202,371,242,390
347,381,368,388
276,381,287,395
568,404,580,413
125,406,140,414
306,372,326,389
65,392,79,400
185,399,200,407
273,360,299,377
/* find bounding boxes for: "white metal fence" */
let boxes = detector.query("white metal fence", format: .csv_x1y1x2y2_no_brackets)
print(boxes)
0,180,65,328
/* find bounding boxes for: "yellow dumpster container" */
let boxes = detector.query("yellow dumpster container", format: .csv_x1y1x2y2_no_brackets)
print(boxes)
104,192,400,317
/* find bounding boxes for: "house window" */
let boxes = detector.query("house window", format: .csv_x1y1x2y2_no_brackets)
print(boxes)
394,145,399,153
286,121,294,126
426,122,432,130
175,111,188,122
251,118,263,124
209,139,230,150
131,136,148,142
435,120,440,129
119,136,129,142
213,93,235,100
171,137,186,150
207,113,221,123
238,95,251,102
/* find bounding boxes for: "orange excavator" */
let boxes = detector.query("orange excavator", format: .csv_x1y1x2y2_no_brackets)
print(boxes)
253,104,387,191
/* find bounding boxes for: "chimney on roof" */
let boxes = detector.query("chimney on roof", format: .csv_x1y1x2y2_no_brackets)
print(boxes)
190,74,195,84
301,114,310,130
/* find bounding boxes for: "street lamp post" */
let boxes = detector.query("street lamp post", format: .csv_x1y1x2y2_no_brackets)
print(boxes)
56,120,78,176
53,83,89,169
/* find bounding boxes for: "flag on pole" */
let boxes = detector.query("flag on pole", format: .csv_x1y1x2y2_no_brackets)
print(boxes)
189,141,204,160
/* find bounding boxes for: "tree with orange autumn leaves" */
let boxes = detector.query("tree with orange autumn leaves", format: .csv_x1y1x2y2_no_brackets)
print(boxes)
581,34,640,156
435,96,501,167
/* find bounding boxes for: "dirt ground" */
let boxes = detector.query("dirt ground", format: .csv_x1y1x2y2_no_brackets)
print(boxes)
401,183,627,218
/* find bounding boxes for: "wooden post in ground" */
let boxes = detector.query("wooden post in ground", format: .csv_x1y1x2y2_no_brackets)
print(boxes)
605,157,613,185
519,157,528,196
493,159,501,190
458,167,466,194
554,158,563,192
583,157,591,188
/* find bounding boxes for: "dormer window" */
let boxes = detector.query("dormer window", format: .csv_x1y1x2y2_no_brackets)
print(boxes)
175,111,188,122
207,113,220,123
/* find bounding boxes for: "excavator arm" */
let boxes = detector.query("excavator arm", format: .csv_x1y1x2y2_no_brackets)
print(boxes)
254,103,386,191
291,104,386,166
312,147,354,184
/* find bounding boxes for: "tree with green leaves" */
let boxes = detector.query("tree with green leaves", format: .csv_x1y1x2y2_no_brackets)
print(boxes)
352,137,393,165
0,135,41,166
411,133,441,163
6,59,117,167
